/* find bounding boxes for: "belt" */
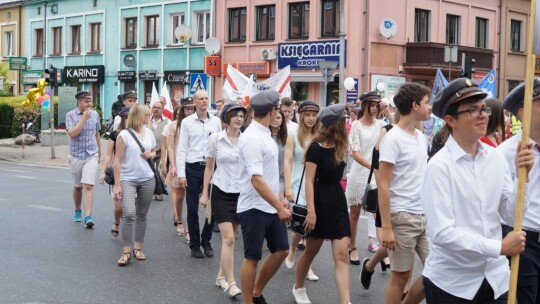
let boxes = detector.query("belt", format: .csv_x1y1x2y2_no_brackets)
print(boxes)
188,161,207,166
502,224,540,242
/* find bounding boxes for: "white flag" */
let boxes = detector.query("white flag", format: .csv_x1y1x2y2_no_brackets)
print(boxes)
160,81,174,119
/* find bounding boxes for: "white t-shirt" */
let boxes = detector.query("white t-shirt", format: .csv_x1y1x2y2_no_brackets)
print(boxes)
237,120,280,214
379,126,428,214
117,127,156,182
113,115,121,131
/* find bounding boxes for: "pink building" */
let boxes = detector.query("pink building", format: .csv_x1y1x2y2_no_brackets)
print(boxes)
212,0,499,105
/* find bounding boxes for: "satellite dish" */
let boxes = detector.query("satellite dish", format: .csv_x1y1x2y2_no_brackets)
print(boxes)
379,18,397,39
205,37,221,55
174,25,192,43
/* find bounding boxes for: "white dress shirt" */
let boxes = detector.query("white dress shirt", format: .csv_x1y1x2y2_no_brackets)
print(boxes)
237,120,280,214
422,135,515,300
176,112,222,178
207,130,242,193
498,130,540,231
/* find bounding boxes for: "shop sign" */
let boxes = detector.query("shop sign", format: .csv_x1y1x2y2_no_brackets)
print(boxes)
164,70,191,84
22,70,43,84
346,78,359,101
370,74,406,96
278,40,346,69
139,70,157,81
237,62,269,76
204,56,221,76
118,71,136,81
9,57,27,70
63,65,105,83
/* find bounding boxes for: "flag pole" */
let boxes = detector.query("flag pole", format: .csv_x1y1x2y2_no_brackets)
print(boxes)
508,0,537,302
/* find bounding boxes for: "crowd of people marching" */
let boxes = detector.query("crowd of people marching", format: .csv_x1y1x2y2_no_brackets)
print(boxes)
65,76,539,304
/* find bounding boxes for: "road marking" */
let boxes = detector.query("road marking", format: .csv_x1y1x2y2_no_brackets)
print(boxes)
28,205,63,211
52,179,72,183
1,169,28,173
14,175,36,179
0,198,6,201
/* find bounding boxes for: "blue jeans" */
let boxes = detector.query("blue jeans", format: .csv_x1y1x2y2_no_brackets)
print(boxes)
423,277,507,304
185,162,215,249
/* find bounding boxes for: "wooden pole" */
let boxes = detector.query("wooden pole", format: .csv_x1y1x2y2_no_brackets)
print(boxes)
508,0,537,302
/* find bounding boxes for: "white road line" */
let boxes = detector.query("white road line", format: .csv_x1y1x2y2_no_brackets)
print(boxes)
52,180,72,183
0,169,28,173
0,198,6,201
14,175,37,179
28,205,63,211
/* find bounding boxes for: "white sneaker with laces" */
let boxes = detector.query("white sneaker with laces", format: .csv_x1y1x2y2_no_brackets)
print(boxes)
292,285,312,304
285,256,295,269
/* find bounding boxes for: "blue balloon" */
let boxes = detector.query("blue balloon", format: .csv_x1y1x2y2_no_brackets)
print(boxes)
42,100,50,107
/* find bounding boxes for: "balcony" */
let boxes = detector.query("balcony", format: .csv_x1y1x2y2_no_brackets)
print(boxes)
404,42,494,76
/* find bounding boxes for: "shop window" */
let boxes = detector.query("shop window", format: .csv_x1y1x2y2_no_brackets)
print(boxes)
170,13,185,45
256,5,275,41
321,0,339,37
71,25,81,54
90,23,101,53
415,9,430,42
146,15,159,47
52,26,62,55
125,17,137,48
4,31,13,57
510,19,522,52
193,11,210,44
291,82,309,102
446,14,460,45
228,7,247,42
124,81,136,93
35,28,44,56
475,17,488,48
289,2,310,39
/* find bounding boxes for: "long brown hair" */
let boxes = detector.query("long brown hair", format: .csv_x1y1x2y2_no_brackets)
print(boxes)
175,105,190,136
311,119,348,164
297,111,319,149
270,109,288,144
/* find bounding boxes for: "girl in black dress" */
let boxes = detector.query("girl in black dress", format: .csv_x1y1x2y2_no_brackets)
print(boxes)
292,104,351,304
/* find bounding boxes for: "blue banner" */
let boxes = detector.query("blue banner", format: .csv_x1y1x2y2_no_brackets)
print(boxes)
430,68,448,104
478,69,497,98
277,40,347,69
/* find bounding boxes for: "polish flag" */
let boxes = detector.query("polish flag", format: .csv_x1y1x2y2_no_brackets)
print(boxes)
161,81,174,119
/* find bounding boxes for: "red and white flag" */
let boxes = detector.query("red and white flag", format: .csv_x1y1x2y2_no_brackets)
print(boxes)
161,81,174,119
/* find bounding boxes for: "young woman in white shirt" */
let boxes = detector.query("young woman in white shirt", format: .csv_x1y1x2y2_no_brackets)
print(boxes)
199,103,246,298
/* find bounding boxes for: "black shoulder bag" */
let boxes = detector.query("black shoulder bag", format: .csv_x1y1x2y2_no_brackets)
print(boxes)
291,165,310,237
361,160,378,213
126,129,168,196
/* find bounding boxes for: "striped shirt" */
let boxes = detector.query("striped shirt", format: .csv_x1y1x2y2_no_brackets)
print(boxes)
66,108,101,160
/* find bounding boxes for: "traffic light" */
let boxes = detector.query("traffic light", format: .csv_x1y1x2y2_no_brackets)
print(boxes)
45,66,57,86
459,56,476,79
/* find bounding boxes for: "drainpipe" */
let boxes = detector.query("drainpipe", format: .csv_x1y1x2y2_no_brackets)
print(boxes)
338,0,345,104
362,0,369,92
497,0,502,98
43,1,47,69
18,4,22,95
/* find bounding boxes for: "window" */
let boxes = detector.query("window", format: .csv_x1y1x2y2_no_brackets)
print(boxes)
194,11,210,44
146,15,159,47
414,9,430,42
70,25,80,54
446,14,460,45
125,17,137,48
511,19,522,51
4,31,13,57
256,5,275,41
93,0,97,7
52,26,62,55
35,28,43,56
321,0,339,37
475,18,488,48
37,7,41,15
228,7,247,42
170,13,185,45
289,2,310,39
90,23,101,52
508,80,520,93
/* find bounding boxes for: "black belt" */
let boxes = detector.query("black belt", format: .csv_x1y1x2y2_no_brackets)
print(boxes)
502,224,540,242
188,161,207,166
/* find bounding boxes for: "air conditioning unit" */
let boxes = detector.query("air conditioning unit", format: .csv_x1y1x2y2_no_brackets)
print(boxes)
261,48,277,61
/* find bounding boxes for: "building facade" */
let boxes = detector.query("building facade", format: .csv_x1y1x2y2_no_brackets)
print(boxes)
24,0,211,119
0,0,25,96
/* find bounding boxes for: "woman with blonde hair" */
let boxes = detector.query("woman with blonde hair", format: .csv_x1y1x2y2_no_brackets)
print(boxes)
284,100,320,281
113,104,156,266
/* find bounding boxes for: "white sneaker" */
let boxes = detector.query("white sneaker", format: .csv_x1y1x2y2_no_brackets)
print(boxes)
292,285,312,304
305,268,319,281
285,256,295,269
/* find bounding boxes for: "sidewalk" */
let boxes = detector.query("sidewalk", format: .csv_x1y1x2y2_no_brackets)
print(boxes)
0,138,108,168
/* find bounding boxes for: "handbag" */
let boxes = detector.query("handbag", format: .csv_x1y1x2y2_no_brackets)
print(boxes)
291,165,310,237
361,162,378,213
127,129,168,196
104,166,114,185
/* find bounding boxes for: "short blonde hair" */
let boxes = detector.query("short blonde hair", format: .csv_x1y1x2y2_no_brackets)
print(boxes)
127,104,150,130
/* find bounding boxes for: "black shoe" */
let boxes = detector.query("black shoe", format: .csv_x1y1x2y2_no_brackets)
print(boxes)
297,243,305,251
191,248,205,258
212,223,220,233
253,294,268,304
202,243,214,257
360,258,374,290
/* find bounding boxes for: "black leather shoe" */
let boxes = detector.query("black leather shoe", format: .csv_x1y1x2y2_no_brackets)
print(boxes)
202,243,214,257
360,258,374,290
253,294,268,304
191,248,204,258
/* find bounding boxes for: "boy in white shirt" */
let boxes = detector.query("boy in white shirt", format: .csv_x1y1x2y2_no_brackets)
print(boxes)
378,82,432,304
422,78,532,303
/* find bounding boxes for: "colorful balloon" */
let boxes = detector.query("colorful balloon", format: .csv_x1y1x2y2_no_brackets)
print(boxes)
37,96,44,103
43,94,50,100
42,100,50,107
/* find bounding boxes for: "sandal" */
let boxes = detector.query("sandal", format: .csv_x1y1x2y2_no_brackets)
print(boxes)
348,246,360,265
111,223,119,238
226,282,242,298
117,251,131,266
133,249,146,261
185,231,190,244
215,276,229,291
177,222,185,236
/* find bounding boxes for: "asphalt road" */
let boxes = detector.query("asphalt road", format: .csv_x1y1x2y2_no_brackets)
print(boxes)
0,161,423,304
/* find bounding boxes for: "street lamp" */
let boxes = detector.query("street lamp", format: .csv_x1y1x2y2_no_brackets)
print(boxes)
376,82,386,98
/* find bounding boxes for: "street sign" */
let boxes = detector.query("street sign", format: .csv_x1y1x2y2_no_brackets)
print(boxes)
9,57,27,70
204,56,221,76
444,46,458,63
190,73,207,94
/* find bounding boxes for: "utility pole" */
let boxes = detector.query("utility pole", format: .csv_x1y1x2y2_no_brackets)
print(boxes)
43,1,47,69
338,0,345,104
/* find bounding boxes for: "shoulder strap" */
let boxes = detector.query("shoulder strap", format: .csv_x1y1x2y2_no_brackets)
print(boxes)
126,128,157,174
295,165,306,205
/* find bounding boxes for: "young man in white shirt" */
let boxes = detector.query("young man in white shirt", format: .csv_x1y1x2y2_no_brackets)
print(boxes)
280,97,299,134
378,82,432,304
422,78,532,303
237,90,292,304
177,90,222,258
499,79,540,304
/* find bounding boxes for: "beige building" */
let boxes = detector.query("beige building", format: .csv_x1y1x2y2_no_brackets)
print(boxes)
0,0,25,96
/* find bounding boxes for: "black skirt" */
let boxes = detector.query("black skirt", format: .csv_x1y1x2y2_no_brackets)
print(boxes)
210,185,240,224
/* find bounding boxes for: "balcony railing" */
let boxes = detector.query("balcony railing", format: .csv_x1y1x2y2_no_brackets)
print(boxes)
404,42,494,70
